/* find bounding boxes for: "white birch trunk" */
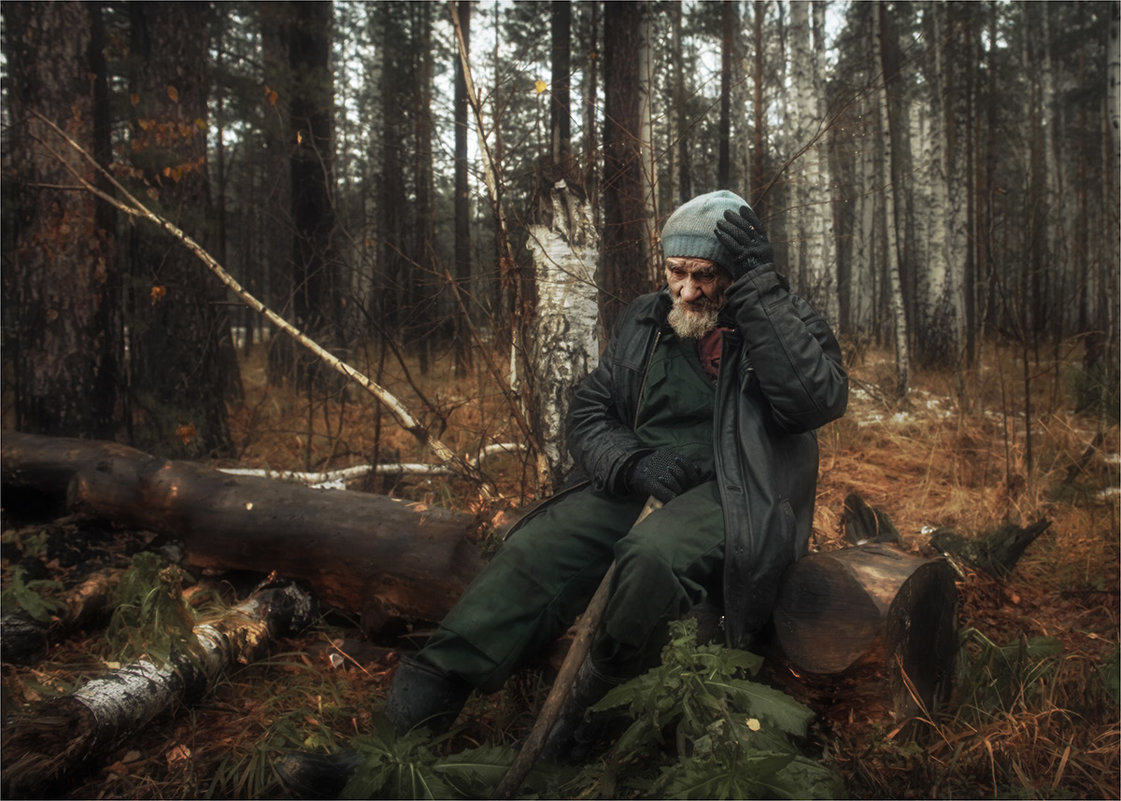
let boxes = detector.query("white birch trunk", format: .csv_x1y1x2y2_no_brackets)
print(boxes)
873,2,910,398
525,181,601,489
789,1,813,291
811,0,838,324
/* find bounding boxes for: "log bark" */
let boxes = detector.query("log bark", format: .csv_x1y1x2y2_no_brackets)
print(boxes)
1,567,122,665
771,543,957,725
1,581,314,797
1,431,485,632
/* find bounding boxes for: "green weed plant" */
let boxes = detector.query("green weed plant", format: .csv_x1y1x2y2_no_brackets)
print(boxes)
338,618,841,800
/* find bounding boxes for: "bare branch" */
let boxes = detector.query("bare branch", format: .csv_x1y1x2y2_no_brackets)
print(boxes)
28,110,498,502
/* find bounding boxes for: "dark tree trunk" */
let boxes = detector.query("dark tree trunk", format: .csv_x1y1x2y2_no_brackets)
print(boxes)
260,1,296,385
289,0,339,388
718,0,734,187
601,0,652,334
3,1,122,440
126,2,237,458
453,0,473,378
550,1,573,171
410,2,437,375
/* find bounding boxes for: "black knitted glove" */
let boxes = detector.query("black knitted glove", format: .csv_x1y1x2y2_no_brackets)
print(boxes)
714,204,774,279
627,449,703,504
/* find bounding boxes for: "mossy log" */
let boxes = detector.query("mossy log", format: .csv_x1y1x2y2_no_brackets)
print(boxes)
1,431,485,633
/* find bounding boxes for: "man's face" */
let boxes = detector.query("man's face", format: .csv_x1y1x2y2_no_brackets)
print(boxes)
665,257,731,339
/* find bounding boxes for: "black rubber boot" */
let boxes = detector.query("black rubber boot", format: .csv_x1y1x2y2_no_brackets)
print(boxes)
539,656,621,764
273,748,363,799
274,659,471,798
383,656,472,735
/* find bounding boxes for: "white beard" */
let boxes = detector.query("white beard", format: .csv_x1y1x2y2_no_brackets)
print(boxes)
667,297,722,339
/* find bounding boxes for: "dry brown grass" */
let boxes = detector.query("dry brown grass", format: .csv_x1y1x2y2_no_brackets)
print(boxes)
2,337,1117,798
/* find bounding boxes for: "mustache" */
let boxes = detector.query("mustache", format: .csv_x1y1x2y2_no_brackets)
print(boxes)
674,295,723,312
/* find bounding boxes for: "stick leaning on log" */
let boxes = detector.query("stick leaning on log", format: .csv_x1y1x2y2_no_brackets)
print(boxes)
494,497,663,799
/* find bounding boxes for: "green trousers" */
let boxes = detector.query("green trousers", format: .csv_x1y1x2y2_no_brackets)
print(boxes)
417,481,725,693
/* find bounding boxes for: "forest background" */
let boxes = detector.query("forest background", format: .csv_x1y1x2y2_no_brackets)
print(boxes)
1,1,1119,799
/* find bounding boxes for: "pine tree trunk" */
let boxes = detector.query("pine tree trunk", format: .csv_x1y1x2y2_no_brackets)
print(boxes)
3,2,122,440
601,0,653,333
126,2,237,458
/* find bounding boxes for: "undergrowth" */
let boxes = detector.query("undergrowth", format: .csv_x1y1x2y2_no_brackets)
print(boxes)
335,618,842,800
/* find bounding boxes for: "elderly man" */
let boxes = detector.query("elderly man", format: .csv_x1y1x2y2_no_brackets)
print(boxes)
278,190,848,793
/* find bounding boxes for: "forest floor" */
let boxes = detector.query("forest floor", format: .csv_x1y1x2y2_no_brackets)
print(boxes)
1,341,1118,799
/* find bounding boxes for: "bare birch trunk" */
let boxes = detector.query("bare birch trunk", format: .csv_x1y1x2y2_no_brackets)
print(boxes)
873,2,910,398
526,182,601,490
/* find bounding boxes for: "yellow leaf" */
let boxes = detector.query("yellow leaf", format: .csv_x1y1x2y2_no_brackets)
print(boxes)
296,129,303,144
130,93,140,106
534,79,547,94
175,423,197,445
265,86,279,106
150,285,167,304
167,85,179,103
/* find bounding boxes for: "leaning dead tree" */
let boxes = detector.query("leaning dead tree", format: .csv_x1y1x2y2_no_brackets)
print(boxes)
1,431,485,632
26,111,497,502
1,581,314,797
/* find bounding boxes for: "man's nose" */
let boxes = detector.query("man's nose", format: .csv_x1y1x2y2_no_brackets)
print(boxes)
680,279,703,302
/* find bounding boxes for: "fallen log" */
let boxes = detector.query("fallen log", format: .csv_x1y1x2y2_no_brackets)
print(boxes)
1,581,314,797
1,431,485,632
1,567,123,665
771,542,958,726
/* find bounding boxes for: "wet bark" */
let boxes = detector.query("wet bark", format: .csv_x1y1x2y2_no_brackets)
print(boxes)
1,432,484,633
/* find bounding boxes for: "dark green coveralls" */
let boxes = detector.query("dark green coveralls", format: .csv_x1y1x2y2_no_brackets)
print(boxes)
419,332,725,691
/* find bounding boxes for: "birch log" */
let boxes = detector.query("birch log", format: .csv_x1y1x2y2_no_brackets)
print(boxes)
1,582,314,797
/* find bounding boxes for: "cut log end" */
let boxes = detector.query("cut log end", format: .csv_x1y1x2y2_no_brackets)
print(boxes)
773,543,958,723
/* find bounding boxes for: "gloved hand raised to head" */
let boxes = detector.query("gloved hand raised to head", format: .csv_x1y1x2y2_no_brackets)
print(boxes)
627,448,703,504
714,204,774,278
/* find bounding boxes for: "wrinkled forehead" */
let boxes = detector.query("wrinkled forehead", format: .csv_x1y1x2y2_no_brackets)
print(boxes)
665,256,719,271
665,257,727,279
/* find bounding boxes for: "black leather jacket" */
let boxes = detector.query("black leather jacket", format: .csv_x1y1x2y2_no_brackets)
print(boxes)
565,263,848,649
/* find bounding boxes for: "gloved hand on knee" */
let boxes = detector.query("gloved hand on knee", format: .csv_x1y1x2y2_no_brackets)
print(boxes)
627,448,702,503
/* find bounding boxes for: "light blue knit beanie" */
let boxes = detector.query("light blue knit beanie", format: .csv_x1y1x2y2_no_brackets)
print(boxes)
660,190,750,275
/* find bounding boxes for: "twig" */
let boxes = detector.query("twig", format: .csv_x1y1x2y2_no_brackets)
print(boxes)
27,110,497,501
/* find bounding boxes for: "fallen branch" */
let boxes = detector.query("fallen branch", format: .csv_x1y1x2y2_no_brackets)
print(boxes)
217,442,526,488
26,110,497,502
1,581,314,797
